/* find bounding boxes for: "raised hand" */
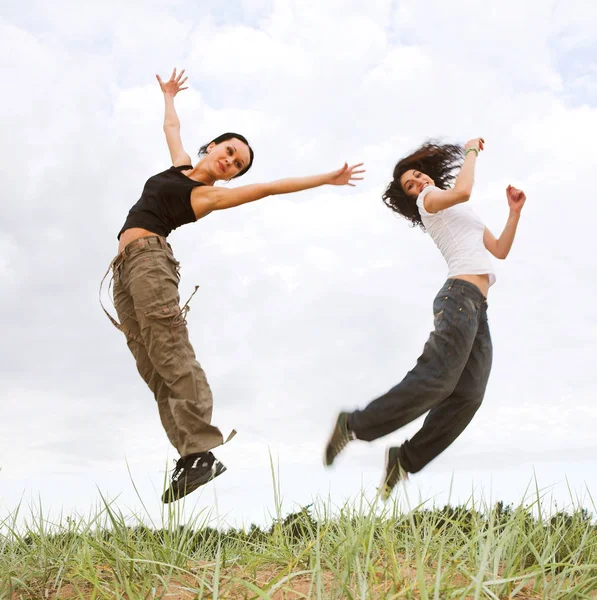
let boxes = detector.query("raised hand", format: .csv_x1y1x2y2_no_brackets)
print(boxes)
506,185,526,213
156,68,189,96
465,137,485,153
327,162,366,187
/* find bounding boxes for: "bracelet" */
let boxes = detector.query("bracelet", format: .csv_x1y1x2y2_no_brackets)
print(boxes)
465,147,479,157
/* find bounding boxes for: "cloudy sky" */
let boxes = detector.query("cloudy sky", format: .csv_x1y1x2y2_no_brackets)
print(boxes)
2,0,597,527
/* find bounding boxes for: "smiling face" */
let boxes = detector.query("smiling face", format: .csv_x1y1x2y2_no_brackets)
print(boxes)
399,169,435,198
207,137,252,180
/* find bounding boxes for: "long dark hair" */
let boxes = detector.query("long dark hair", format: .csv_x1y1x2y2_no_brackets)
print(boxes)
382,140,464,228
198,132,255,178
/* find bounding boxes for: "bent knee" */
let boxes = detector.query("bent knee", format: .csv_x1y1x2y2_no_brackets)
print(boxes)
466,393,484,411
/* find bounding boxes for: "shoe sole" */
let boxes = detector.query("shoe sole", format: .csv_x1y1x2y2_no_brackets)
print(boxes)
162,462,227,503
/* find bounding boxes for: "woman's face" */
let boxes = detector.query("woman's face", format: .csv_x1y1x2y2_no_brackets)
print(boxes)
400,169,435,198
207,138,251,180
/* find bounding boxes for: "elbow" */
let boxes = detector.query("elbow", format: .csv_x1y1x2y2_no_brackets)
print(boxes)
485,241,508,260
260,182,276,197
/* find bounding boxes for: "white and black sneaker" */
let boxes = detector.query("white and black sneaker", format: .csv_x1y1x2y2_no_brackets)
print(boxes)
162,451,227,503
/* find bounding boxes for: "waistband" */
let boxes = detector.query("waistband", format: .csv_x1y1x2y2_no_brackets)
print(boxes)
442,278,488,307
113,235,171,269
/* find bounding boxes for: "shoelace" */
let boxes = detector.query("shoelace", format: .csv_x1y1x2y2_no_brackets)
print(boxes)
170,457,186,482
170,452,215,481
332,430,354,457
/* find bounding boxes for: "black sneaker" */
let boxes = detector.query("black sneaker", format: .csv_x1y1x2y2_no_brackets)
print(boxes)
379,447,408,501
324,412,356,467
162,451,227,503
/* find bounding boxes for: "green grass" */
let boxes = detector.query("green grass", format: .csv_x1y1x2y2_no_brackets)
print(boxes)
1,476,596,599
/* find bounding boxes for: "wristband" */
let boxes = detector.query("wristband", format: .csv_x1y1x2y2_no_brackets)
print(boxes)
465,147,479,157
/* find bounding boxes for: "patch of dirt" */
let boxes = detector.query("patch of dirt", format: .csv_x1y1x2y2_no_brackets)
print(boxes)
4,566,593,600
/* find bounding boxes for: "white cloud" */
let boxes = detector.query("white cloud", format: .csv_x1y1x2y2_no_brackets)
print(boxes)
1,0,596,522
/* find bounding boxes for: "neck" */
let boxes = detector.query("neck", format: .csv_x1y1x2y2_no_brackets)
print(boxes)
189,157,216,186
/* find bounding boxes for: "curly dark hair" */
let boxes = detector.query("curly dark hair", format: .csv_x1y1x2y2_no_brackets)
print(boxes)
382,140,464,229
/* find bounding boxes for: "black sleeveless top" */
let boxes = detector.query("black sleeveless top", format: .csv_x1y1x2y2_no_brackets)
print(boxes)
118,165,206,239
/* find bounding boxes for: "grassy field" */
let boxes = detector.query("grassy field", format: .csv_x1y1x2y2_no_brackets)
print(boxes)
1,476,596,600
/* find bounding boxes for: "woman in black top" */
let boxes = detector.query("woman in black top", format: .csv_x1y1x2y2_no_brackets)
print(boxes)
104,68,364,503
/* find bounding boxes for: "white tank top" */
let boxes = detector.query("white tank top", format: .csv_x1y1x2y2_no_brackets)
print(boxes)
417,186,496,287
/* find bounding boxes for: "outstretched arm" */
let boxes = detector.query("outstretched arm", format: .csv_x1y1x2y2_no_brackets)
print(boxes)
484,185,526,259
423,137,484,213
192,163,365,217
156,68,192,167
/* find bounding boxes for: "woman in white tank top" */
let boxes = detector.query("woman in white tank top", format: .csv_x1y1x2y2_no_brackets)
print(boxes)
324,138,527,499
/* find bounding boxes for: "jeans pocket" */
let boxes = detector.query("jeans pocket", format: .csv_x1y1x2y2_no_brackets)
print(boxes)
433,293,446,318
454,295,479,326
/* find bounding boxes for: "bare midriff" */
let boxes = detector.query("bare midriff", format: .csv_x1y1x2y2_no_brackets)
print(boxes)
452,274,490,298
118,227,161,254
118,231,491,297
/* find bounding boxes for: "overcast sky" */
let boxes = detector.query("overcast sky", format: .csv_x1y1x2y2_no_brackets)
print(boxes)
2,0,597,527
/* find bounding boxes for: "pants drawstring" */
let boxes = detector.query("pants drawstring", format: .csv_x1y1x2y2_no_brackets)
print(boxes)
180,285,200,324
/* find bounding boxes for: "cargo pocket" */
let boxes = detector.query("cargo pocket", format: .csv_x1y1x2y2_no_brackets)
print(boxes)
144,301,188,346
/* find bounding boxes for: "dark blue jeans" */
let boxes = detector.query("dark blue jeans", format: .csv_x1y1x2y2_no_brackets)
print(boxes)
348,279,493,473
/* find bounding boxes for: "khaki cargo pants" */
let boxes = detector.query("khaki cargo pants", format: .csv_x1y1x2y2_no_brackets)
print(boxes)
101,235,229,457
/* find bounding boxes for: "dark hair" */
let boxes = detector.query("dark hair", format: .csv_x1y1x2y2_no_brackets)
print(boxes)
382,140,464,229
198,132,255,178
